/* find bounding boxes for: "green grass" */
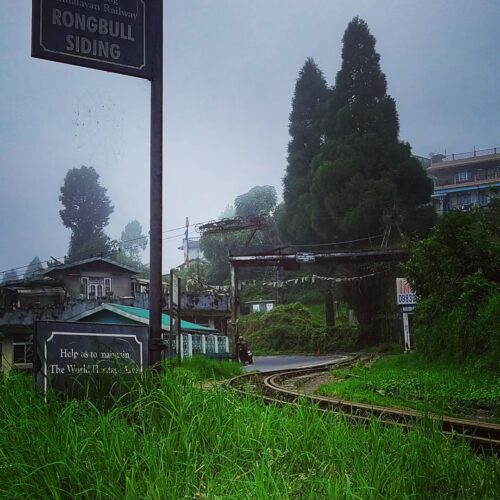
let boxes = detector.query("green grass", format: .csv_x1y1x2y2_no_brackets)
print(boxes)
307,304,326,327
307,303,349,328
166,356,242,381
0,367,499,498
317,353,500,421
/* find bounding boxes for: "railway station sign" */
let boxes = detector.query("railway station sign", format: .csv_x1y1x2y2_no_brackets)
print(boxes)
36,321,149,394
32,0,151,79
396,278,416,305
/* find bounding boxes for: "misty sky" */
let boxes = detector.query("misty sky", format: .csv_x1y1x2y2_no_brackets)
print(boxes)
1,0,499,278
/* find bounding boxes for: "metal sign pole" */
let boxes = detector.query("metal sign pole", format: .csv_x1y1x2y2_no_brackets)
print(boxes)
31,0,162,369
149,0,164,370
177,275,182,365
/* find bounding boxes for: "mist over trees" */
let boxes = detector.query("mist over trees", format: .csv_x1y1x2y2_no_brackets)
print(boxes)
59,166,114,262
120,220,148,260
2,268,18,284
25,256,44,279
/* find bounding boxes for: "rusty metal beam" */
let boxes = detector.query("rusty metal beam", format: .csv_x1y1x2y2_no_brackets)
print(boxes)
228,249,408,268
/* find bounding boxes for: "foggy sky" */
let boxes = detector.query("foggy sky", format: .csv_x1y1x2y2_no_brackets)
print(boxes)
1,0,499,278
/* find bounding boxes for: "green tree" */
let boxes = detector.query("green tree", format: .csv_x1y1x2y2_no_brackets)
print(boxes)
324,17,398,142
200,187,278,284
200,232,254,284
234,185,277,218
287,18,434,344
25,256,44,279
120,220,148,261
404,200,500,364
219,204,235,219
305,18,433,242
278,58,329,243
59,166,114,262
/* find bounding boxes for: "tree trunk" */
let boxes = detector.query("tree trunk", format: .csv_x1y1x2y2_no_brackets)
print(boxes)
325,282,335,331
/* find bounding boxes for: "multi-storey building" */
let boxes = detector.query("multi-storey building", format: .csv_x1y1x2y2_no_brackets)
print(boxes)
428,147,500,214
0,257,230,373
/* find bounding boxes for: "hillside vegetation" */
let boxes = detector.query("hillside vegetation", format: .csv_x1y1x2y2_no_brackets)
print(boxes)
239,303,358,354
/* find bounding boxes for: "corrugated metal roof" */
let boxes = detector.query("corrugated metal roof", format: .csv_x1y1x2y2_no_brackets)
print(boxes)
83,304,218,333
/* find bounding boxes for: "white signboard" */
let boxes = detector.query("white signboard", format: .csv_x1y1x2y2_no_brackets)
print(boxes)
396,278,416,305
296,252,316,263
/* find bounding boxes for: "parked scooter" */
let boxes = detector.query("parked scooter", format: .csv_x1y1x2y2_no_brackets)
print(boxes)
237,336,253,365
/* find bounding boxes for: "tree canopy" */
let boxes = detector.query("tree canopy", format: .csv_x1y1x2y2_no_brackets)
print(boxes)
59,166,114,262
324,17,399,142
274,18,435,342
120,220,148,260
304,17,433,242
234,185,277,218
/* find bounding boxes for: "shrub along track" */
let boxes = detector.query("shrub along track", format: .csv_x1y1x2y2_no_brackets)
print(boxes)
226,355,500,455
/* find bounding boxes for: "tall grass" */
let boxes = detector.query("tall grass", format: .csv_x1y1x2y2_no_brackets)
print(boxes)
0,370,498,498
317,354,500,421
167,355,242,381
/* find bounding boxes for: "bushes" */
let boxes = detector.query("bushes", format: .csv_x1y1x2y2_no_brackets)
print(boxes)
415,285,500,369
405,200,500,366
239,303,358,353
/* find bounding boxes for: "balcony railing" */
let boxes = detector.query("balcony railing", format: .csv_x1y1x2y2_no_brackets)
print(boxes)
434,171,500,188
431,147,500,164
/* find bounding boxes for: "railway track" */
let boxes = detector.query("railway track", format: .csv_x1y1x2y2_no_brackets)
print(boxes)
227,355,500,455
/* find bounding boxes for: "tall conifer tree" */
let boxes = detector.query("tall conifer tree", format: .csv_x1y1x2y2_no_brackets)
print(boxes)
308,17,433,242
278,58,329,243
59,166,114,262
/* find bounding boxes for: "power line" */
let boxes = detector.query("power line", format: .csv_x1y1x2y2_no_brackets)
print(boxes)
0,216,213,278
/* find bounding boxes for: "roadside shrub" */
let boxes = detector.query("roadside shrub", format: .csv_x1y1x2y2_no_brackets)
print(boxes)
414,282,500,369
405,199,500,366
239,303,358,353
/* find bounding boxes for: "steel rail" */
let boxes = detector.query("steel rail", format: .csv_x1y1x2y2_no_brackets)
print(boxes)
226,357,500,455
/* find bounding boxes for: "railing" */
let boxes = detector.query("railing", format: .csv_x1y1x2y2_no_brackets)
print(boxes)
431,147,500,163
434,170,500,187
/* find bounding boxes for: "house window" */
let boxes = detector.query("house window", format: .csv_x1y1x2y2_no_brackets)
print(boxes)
80,277,89,298
479,191,488,206
457,192,471,206
455,171,469,183
486,168,497,179
85,277,112,299
13,341,33,365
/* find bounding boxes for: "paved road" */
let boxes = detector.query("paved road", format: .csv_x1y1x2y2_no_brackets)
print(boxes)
242,354,347,372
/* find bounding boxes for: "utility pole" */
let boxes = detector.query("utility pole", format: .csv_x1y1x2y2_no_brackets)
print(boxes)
149,0,164,370
230,262,240,361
